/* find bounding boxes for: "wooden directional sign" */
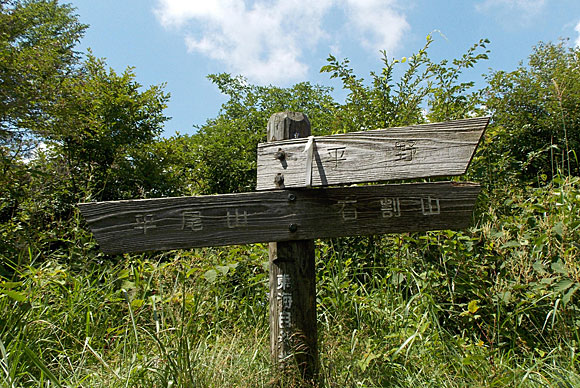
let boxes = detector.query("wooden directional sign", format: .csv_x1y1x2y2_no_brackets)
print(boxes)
79,181,480,255
256,117,489,190
79,112,488,381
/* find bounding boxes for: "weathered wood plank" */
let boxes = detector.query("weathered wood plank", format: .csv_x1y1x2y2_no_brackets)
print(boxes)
256,117,489,190
267,111,318,380
269,240,317,378
79,181,481,254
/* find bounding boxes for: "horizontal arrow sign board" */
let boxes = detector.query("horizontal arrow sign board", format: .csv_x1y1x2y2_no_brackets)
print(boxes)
79,182,480,254
257,117,489,190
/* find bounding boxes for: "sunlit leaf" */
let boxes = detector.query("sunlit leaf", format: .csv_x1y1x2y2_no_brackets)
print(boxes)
468,300,479,314
1,290,27,302
204,269,217,283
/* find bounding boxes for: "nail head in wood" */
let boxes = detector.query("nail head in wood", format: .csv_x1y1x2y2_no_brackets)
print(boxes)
274,173,284,187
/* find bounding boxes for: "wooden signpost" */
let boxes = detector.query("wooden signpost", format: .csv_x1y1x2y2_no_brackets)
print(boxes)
79,112,488,382
257,117,488,190
78,181,481,255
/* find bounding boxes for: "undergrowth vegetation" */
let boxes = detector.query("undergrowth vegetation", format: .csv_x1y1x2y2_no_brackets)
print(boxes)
1,177,579,386
1,1,580,386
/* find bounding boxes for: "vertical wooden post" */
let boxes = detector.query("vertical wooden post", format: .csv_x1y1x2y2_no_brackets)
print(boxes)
267,112,318,382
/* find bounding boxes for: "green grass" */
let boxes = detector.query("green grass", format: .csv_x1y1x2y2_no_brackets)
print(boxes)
1,178,580,387
1,254,578,387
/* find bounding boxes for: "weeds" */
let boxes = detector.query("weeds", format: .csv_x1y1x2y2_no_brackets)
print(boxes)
1,178,579,386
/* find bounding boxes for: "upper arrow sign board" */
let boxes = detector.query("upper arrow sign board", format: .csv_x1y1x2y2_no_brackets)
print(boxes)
79,182,480,254
256,117,489,190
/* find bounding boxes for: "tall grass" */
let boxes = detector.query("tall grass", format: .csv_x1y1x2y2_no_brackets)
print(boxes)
1,178,579,387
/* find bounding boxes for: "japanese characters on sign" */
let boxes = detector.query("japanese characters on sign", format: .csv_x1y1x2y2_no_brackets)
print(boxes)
131,196,445,234
134,214,156,234
276,274,293,361
80,182,481,254
256,116,489,191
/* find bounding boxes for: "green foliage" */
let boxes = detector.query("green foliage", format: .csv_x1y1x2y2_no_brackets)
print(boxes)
321,36,490,132
207,73,337,136
188,36,491,196
186,118,261,194
485,41,580,181
478,177,580,350
0,0,87,259
187,74,336,194
321,38,432,131
0,0,86,160
44,53,170,202
0,57,170,264
312,178,580,386
124,134,197,198
427,38,490,122
0,228,274,387
2,222,579,386
0,1,170,269
1,3,579,385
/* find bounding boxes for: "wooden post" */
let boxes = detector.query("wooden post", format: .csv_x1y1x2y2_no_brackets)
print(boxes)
267,112,318,381
79,114,487,383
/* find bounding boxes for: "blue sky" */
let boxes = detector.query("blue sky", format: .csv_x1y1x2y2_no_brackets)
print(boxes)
68,0,580,137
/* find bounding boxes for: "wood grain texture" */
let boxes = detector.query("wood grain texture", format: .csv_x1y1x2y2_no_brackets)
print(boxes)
267,112,318,381
269,240,317,379
256,117,489,190
78,181,481,255
267,111,311,142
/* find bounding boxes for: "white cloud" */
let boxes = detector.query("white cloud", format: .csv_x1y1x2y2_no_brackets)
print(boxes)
575,20,580,47
154,0,408,85
344,0,409,54
475,0,546,22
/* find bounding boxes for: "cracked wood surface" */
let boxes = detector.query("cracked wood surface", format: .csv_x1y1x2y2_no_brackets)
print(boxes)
79,182,480,254
256,117,489,190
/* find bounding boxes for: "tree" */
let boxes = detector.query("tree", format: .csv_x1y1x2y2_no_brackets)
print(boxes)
321,41,432,131
427,38,490,122
0,0,87,259
485,40,580,181
42,54,170,202
188,38,491,195
0,1,171,262
188,74,337,194
320,36,490,132
0,0,86,161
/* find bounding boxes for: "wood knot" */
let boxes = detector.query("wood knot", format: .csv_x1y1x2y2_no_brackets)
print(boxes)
274,148,286,161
